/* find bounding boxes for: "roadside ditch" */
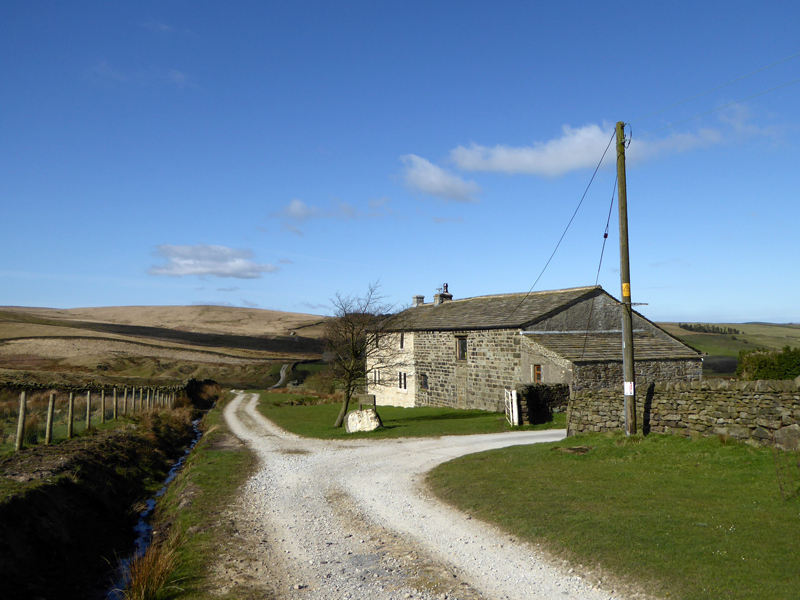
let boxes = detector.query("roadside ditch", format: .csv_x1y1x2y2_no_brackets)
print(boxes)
0,407,201,600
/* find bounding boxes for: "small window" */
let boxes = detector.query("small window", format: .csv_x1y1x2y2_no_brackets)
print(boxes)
398,371,407,390
420,373,428,390
373,370,381,384
456,337,467,361
534,364,542,382
399,332,404,349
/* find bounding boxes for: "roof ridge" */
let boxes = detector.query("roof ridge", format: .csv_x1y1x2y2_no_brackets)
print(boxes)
445,285,601,303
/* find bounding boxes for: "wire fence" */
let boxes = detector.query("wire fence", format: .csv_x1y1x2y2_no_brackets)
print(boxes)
1,385,186,452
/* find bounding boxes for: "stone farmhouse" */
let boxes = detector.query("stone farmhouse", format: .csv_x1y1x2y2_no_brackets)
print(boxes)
367,285,702,411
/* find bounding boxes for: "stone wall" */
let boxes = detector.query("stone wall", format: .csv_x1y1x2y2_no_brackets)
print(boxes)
567,377,800,448
413,328,521,412
572,358,702,392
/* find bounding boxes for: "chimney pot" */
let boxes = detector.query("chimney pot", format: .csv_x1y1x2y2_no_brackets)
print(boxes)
433,283,453,306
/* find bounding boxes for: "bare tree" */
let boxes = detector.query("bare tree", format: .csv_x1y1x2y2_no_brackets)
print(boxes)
324,282,408,428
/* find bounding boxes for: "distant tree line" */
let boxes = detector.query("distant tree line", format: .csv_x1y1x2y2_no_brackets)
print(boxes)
736,346,800,380
679,323,740,335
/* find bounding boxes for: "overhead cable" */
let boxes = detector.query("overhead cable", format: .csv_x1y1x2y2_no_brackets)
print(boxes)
631,50,800,124
502,129,616,326
637,77,800,138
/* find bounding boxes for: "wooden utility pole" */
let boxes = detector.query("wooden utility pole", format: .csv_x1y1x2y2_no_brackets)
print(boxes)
616,121,637,435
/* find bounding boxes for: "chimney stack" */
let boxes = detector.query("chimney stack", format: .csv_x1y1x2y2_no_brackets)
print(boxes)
412,295,425,307
433,283,453,306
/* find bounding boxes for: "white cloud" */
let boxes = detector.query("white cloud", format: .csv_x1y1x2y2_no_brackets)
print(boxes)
298,301,329,311
449,110,782,178
89,61,193,87
281,223,304,236
167,69,190,86
142,22,174,33
369,196,390,209
91,60,129,82
279,199,322,221
627,128,722,164
450,124,614,177
149,244,279,279
401,155,481,202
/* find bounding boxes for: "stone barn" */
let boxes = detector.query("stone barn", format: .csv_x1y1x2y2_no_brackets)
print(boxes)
367,285,702,411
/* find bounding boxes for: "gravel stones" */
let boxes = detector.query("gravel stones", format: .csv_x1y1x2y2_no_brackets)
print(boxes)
222,392,634,600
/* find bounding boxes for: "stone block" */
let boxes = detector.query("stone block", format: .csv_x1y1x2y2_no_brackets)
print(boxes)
345,409,383,433
756,417,782,430
774,425,800,451
752,426,771,440
727,426,751,440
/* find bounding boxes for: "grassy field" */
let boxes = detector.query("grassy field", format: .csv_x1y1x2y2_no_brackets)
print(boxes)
255,390,566,439
658,322,800,357
658,322,800,376
427,432,800,600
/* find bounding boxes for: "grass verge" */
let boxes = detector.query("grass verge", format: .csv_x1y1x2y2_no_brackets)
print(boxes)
256,390,565,439
153,392,258,599
426,432,800,600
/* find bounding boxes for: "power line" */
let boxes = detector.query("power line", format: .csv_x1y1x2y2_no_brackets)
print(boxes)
636,77,800,138
580,172,618,361
502,130,616,326
631,50,800,124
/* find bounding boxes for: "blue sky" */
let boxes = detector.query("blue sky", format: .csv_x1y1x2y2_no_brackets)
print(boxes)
2,1,798,322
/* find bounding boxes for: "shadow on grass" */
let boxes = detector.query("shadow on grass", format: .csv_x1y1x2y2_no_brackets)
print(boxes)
385,411,501,423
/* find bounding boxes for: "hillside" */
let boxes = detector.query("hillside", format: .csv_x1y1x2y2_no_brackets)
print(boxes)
0,305,328,389
657,321,800,376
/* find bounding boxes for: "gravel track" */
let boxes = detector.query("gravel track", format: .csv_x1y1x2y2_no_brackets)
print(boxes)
222,391,629,600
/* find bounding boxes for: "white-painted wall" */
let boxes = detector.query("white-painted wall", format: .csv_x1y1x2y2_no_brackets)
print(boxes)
367,332,416,407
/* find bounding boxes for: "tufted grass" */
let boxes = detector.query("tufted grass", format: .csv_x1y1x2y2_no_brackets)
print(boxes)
426,432,800,600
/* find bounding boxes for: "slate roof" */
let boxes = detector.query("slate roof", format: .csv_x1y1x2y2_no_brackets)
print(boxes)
397,286,599,331
522,331,700,362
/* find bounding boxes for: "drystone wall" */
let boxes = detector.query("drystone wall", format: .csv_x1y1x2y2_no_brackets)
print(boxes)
567,377,800,449
572,358,702,392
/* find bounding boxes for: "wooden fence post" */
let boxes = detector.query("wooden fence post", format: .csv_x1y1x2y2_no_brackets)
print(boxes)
138,387,143,412
14,391,27,452
85,390,92,430
123,387,128,415
146,388,151,411
45,393,55,445
113,387,118,420
101,389,106,424
67,392,75,439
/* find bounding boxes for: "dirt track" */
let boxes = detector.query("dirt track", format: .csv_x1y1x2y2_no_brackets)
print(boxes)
218,391,627,600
